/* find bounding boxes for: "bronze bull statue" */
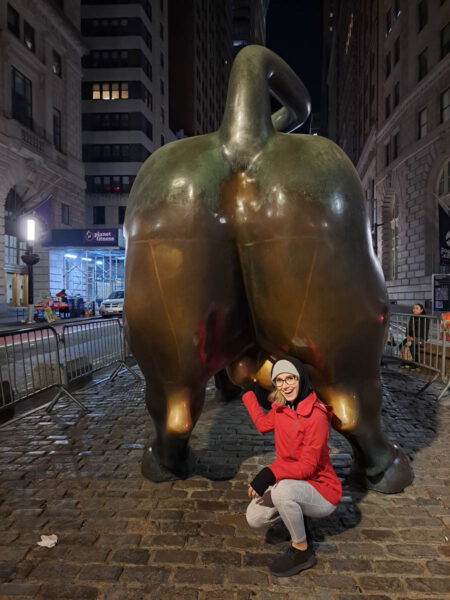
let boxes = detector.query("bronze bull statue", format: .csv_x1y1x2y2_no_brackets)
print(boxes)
124,45,413,493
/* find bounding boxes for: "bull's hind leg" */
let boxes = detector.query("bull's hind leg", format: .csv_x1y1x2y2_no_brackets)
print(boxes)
238,233,413,493
316,376,413,493
125,236,252,481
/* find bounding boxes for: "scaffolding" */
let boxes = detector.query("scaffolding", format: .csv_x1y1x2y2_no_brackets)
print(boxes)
55,248,125,303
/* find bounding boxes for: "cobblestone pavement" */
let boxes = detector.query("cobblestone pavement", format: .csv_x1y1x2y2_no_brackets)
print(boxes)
0,365,448,600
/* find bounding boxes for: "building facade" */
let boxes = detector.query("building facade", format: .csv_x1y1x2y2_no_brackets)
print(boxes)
168,0,233,137
0,0,86,313
232,0,268,55
81,0,174,232
325,0,450,310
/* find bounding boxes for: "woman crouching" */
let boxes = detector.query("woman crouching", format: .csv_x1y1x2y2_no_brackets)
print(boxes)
241,356,342,577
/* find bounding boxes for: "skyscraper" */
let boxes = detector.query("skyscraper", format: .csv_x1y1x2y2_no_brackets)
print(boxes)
168,0,233,138
232,0,268,55
81,0,173,229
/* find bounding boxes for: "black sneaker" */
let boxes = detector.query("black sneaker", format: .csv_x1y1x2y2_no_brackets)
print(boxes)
270,545,317,577
265,520,291,544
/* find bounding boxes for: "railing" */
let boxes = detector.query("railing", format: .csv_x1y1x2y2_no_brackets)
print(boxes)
384,312,449,398
0,324,85,417
0,318,139,423
59,317,138,386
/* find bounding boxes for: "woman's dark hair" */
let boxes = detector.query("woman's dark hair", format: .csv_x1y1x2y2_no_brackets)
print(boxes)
414,303,425,314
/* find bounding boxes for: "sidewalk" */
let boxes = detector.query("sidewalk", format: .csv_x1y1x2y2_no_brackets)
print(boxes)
0,365,448,599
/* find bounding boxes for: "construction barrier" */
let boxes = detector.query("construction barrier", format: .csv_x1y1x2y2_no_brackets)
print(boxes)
384,312,448,398
59,317,138,388
0,324,85,416
0,318,139,422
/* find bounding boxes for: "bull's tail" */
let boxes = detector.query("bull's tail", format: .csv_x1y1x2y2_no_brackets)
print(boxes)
218,45,311,169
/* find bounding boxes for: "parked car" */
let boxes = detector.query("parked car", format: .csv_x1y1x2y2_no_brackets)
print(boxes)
99,290,124,317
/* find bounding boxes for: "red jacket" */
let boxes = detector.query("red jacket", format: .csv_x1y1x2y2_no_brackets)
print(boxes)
242,390,342,506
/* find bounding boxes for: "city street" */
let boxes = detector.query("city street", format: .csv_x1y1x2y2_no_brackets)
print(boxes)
0,364,448,599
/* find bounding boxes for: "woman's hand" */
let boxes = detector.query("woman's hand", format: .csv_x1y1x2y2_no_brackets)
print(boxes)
247,484,260,499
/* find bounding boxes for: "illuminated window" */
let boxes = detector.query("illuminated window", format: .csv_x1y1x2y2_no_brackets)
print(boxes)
93,82,129,100
111,82,119,100
112,176,121,192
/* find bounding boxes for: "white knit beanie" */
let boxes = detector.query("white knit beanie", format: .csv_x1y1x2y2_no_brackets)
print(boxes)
271,359,300,383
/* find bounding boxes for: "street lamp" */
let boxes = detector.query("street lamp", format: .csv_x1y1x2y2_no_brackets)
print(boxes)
21,217,40,324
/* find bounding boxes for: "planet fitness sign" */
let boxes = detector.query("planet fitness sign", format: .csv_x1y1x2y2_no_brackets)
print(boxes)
83,229,118,245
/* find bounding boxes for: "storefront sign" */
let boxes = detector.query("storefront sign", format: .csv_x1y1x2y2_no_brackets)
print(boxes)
44,229,119,247
83,229,117,245
439,204,450,265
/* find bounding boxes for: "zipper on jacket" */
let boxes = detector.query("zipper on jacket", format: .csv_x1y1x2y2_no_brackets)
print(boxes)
290,415,299,459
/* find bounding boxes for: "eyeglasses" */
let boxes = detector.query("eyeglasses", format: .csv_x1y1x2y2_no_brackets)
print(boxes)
274,375,298,388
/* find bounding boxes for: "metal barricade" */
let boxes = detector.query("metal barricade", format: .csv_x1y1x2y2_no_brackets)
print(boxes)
383,312,448,397
0,325,85,420
60,318,139,386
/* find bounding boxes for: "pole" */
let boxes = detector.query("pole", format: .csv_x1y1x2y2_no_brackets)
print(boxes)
27,244,34,324
21,244,40,325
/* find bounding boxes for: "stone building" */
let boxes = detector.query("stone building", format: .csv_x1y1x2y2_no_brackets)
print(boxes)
0,0,86,313
325,0,449,310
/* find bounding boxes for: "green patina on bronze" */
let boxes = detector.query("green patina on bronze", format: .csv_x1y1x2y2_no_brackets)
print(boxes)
124,45,413,493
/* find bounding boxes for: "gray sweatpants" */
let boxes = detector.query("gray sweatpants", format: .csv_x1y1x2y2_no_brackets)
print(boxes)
246,479,337,543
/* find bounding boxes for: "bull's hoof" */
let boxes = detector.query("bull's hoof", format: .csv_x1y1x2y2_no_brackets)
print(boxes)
141,445,195,482
365,444,414,493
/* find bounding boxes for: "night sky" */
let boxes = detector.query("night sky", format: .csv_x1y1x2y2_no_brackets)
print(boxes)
266,0,323,132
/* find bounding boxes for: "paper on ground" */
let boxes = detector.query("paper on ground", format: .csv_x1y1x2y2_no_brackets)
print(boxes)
37,534,58,548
